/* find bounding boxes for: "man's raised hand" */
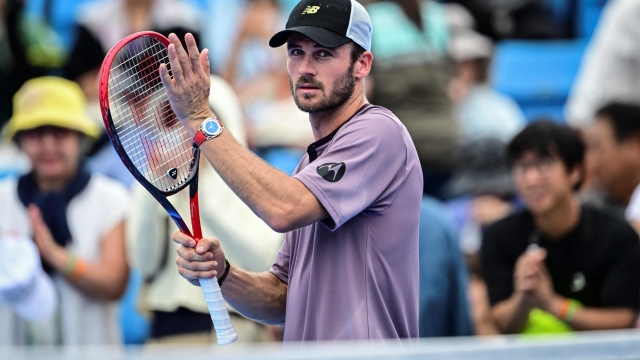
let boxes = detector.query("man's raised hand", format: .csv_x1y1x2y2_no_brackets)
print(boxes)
159,33,213,137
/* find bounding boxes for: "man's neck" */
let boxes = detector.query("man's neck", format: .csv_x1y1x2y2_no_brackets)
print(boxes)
533,194,581,240
308,87,368,140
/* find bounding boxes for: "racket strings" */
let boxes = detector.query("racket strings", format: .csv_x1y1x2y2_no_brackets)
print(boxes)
107,35,194,192
107,48,167,102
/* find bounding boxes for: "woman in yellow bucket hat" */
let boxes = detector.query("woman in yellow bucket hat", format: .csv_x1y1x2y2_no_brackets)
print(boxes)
0,77,130,345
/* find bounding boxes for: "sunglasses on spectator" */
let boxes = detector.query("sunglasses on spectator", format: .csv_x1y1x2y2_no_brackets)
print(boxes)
20,126,76,141
512,158,558,177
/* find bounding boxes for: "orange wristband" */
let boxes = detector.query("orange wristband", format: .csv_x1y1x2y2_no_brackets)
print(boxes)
69,259,87,281
558,298,571,319
63,254,87,281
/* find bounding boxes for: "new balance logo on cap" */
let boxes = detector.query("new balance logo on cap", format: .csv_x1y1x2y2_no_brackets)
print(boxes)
302,6,320,14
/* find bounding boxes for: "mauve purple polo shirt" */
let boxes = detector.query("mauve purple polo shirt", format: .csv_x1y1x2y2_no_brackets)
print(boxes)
269,104,422,341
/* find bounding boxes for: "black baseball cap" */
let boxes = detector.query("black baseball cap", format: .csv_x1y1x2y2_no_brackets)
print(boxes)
269,0,373,51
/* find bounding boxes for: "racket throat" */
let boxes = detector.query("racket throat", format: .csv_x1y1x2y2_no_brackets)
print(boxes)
189,174,203,241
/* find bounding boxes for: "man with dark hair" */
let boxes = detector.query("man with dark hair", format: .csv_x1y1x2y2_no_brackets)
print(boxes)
587,103,640,220
593,103,640,234
160,0,423,342
481,121,640,335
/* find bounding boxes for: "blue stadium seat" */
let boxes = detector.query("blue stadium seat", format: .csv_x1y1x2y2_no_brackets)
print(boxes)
259,148,304,176
491,40,588,122
576,0,608,38
118,270,150,345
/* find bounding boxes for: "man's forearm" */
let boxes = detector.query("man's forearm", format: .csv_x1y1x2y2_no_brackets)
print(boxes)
544,296,637,331
491,292,533,334
221,266,287,325
570,308,637,330
197,128,326,232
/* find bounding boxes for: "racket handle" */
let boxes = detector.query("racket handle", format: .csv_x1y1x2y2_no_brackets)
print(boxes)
199,277,238,346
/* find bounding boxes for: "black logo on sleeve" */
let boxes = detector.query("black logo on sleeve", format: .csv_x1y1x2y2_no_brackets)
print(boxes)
316,162,346,182
167,168,178,180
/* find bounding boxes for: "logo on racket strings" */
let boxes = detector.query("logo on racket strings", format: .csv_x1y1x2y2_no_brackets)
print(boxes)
317,162,346,182
167,168,178,180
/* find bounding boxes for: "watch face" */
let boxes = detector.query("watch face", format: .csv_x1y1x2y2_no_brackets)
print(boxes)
202,119,221,137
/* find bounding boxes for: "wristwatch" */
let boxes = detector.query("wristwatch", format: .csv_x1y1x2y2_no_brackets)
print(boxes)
193,117,224,147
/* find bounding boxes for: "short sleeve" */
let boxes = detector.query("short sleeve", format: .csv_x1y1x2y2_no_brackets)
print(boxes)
269,233,292,284
481,224,516,307
600,225,640,309
294,114,407,230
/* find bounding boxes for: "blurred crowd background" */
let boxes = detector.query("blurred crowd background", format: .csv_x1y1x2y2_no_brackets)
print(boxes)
2,0,640,350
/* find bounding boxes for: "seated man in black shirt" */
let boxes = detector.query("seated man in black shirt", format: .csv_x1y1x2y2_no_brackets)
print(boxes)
481,120,640,334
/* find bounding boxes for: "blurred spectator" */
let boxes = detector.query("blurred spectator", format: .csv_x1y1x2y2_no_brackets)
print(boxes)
418,196,474,337
482,121,640,335
584,103,640,234
366,0,458,199
128,75,283,344
566,0,640,128
220,0,283,84
0,233,57,344
446,0,571,40
447,138,516,255
0,0,64,128
220,0,313,170
62,0,202,102
0,77,129,345
448,30,526,143
586,103,640,208
244,70,314,152
446,138,516,336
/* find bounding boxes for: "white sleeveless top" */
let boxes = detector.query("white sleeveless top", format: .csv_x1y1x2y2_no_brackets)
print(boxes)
0,174,129,345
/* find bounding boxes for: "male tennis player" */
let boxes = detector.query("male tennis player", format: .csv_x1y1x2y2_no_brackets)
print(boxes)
160,0,422,341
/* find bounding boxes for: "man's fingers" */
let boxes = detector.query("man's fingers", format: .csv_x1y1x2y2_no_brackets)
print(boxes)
193,237,221,254
200,49,211,78
177,266,217,281
169,33,193,80
539,263,552,279
176,245,214,262
176,256,217,272
27,204,43,224
167,43,185,84
185,33,204,78
159,63,174,92
172,231,196,247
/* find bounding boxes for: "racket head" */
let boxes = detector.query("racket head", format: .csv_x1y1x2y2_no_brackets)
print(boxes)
99,31,198,197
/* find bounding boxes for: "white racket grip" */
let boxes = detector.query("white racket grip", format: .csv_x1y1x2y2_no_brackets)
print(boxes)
199,277,238,345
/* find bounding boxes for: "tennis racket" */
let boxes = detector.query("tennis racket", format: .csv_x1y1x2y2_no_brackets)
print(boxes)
98,31,238,346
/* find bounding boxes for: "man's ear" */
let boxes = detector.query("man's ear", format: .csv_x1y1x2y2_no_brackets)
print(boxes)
627,133,640,151
354,51,374,80
569,163,585,190
623,133,640,166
